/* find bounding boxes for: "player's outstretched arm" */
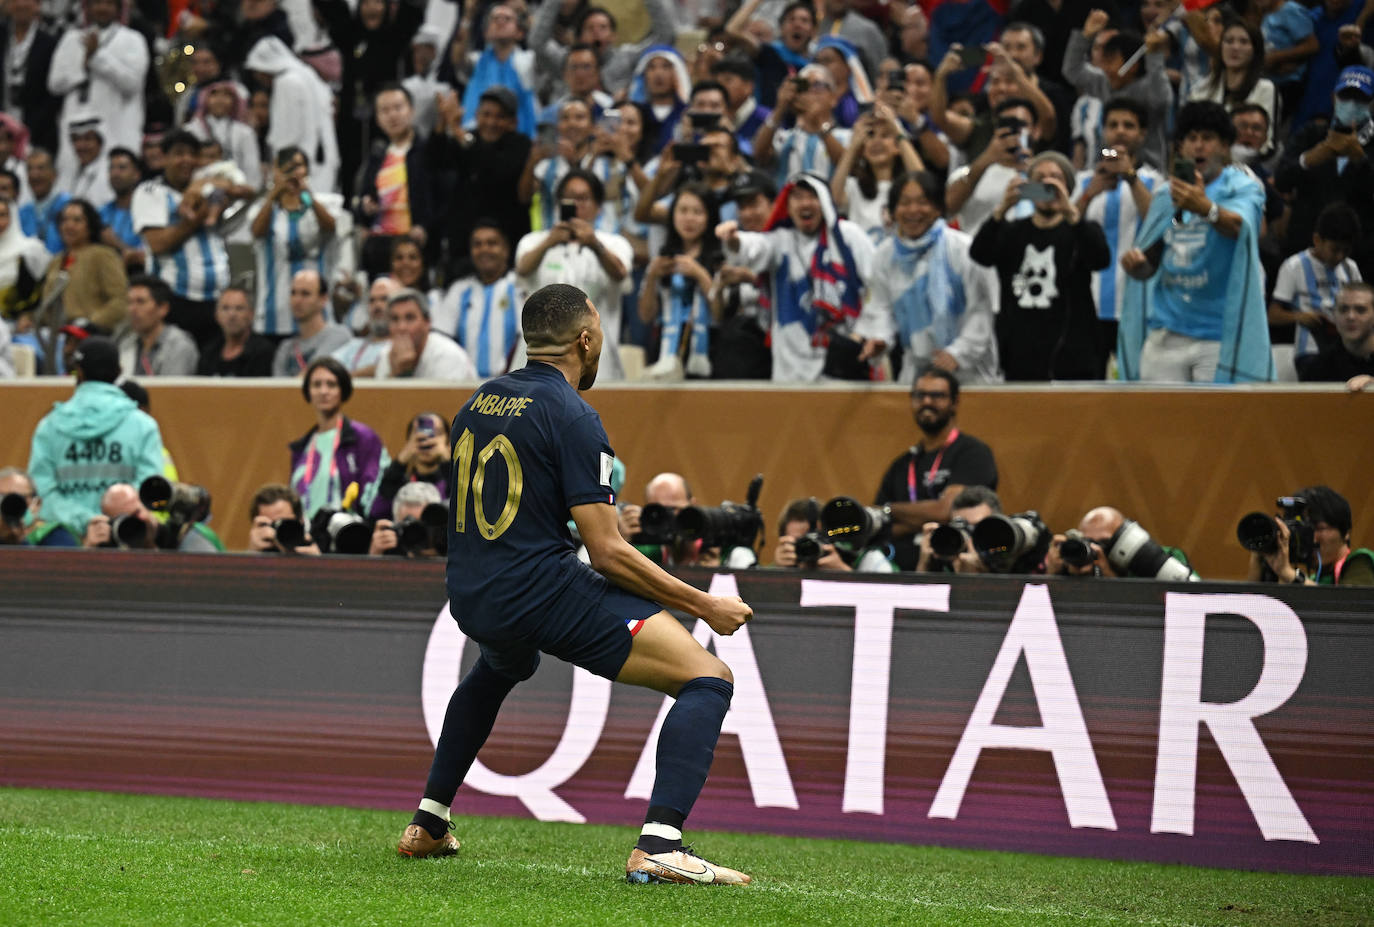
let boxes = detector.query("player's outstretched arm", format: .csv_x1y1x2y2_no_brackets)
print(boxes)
572,502,752,636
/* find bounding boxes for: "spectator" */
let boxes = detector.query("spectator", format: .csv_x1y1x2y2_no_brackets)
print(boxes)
753,64,850,185
1245,485,1373,585
243,36,340,194
519,96,596,232
1156,0,1219,108
723,0,817,108
999,22,1076,154
529,0,677,98
186,81,263,192
95,481,223,551
1229,105,1285,226
1073,96,1165,351
272,268,352,377
1270,204,1362,365
288,356,389,519
248,145,349,339
197,284,276,376
1007,0,1104,90
0,466,79,546
332,275,398,375
373,287,475,380
453,2,538,138
874,366,999,571
639,183,722,379
20,147,67,251
710,55,771,159
855,170,1001,383
629,45,691,156
971,150,1110,380
707,171,777,380
1256,0,1318,112
117,275,199,377
26,335,163,536
830,103,925,241
370,411,451,520
221,0,295,74
895,4,931,65
387,236,436,301
174,43,227,127
1296,281,1374,387
47,0,148,184
246,482,321,554
56,114,113,205
432,222,522,379
357,83,433,275
313,0,423,193
40,198,126,330
1292,0,1367,132
945,96,1039,236
0,195,48,320
0,0,61,154
98,147,146,272
514,168,632,380
1275,66,1374,275
933,44,1058,164
428,86,532,280
634,124,747,229
813,35,875,129
540,42,614,125
1064,10,1174,170
880,63,950,174
586,101,652,242
1187,18,1277,156
817,0,888,79
0,116,30,202
773,497,895,572
1119,101,1271,383
132,131,239,351
717,170,876,382
402,26,453,139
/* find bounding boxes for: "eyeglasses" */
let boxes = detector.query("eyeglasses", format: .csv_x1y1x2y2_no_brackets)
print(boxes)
911,390,951,401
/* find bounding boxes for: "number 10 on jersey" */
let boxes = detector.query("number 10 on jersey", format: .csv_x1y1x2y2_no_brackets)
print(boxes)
452,429,524,540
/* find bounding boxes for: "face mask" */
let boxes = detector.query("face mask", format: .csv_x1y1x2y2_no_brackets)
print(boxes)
1230,143,1258,162
1334,99,1370,128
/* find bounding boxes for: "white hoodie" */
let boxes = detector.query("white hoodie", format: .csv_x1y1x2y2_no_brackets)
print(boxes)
244,38,340,194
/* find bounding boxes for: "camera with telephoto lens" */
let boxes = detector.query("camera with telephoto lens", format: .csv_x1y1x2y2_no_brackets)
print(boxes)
928,517,973,562
272,517,308,551
310,508,372,554
792,531,825,568
634,503,679,546
675,475,766,552
1097,519,1197,581
1,492,27,530
820,496,892,556
394,502,450,557
1237,496,1314,566
140,476,211,525
1058,529,1097,569
972,511,1050,573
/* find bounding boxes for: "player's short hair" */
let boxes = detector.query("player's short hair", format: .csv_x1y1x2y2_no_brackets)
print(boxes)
951,485,1001,513
251,483,303,521
523,283,593,350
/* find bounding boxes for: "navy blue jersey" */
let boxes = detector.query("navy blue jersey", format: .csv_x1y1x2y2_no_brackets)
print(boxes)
445,363,619,635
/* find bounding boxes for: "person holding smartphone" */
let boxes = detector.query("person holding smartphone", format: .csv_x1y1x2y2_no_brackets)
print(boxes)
970,150,1110,381
369,412,452,520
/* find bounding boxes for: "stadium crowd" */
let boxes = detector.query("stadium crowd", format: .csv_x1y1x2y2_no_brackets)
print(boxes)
0,0,1371,581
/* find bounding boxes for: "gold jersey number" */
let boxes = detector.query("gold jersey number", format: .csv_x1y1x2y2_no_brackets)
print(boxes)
452,428,524,540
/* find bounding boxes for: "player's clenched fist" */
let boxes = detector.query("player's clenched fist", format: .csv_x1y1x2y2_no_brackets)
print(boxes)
702,595,753,636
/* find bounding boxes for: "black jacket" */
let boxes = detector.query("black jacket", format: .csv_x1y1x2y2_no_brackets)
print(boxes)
0,24,60,153
1274,121,1374,271
428,129,532,275
357,135,435,235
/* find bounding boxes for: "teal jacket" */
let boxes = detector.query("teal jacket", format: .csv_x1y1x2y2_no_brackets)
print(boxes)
28,382,166,535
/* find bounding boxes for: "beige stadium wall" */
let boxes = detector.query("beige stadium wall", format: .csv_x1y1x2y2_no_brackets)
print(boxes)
2,380,1371,579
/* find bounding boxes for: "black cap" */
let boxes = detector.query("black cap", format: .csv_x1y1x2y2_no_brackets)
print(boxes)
71,335,120,383
731,168,777,203
478,86,519,117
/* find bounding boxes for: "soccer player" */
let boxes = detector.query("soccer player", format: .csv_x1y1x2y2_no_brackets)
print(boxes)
397,283,756,885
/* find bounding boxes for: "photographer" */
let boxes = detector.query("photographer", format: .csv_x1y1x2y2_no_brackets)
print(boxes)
369,481,445,558
623,472,720,568
87,482,222,552
752,65,850,181
247,483,320,555
773,498,894,572
371,413,451,520
1044,506,1195,579
0,467,79,547
915,485,1001,574
1245,487,1373,586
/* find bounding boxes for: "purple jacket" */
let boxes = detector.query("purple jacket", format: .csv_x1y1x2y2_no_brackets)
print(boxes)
288,417,388,514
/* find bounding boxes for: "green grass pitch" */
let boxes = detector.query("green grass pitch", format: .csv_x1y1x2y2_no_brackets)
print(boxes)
0,788,1369,926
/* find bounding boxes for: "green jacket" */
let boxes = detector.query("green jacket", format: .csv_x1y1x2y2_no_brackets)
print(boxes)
28,382,165,536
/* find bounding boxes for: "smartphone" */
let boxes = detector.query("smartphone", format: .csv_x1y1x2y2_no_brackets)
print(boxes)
885,69,906,91
415,416,436,439
857,101,875,117
996,115,1025,134
1172,154,1196,182
1100,147,1119,160
790,76,810,93
1020,181,1056,203
559,200,578,222
957,44,987,68
672,142,710,164
1332,122,1355,134
597,110,623,134
536,123,558,149
688,111,721,130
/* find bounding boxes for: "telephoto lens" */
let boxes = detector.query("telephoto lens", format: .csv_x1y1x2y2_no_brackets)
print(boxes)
272,518,307,550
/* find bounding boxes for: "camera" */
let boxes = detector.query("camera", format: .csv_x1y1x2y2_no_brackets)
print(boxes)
971,511,1050,573
792,531,825,568
111,512,155,548
272,517,308,551
820,496,891,556
1237,496,1314,566
676,475,766,552
928,517,972,562
141,475,211,525
1098,519,1197,581
1100,148,1118,160
311,508,372,554
1,492,27,529
394,502,449,557
634,503,678,546
1058,529,1097,569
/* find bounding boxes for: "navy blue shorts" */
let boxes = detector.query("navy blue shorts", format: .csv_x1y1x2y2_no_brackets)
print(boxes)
466,577,661,683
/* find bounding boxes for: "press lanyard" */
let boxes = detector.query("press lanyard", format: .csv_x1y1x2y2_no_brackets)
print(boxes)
907,428,959,502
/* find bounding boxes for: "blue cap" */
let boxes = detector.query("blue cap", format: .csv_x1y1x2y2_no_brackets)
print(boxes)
1335,66,1374,98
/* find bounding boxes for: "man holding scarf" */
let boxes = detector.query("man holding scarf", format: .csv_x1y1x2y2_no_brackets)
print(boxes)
716,170,875,382
457,4,538,139
1119,101,1272,384
855,170,1000,383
